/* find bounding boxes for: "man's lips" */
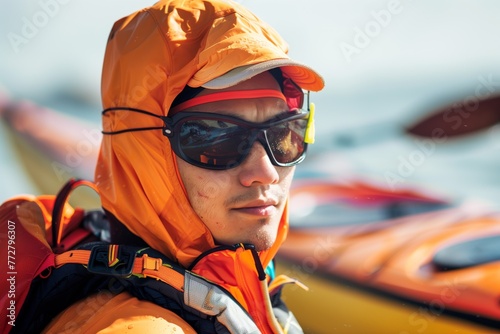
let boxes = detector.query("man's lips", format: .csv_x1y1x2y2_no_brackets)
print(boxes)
232,200,279,216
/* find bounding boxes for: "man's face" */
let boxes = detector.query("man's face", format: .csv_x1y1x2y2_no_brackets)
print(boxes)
176,72,296,251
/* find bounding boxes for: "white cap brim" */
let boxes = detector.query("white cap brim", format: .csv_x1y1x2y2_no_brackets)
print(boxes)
201,59,325,92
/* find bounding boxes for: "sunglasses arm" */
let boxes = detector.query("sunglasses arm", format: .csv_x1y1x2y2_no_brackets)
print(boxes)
304,102,315,144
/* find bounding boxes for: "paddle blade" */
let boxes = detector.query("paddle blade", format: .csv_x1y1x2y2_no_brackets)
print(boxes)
407,94,500,138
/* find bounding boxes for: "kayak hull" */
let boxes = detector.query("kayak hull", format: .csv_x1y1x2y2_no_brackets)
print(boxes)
277,206,500,333
277,259,500,334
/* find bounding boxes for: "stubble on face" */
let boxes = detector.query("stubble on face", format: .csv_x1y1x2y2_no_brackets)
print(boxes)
179,163,293,251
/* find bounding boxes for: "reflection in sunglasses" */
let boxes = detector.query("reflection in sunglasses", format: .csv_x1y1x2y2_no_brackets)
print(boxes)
165,111,310,170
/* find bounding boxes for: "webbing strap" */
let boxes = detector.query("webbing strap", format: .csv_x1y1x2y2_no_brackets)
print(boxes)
138,255,184,291
184,272,260,334
54,247,184,291
55,250,90,266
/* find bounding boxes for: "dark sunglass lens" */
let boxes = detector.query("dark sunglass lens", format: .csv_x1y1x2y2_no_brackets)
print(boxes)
266,118,307,164
179,120,250,167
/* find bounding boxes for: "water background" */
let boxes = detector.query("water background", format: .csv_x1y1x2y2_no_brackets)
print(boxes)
1,0,500,210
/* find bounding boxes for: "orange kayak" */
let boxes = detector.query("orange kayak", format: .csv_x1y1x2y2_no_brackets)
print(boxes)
278,179,500,333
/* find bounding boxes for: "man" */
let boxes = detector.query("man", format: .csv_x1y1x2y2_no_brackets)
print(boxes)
17,0,324,332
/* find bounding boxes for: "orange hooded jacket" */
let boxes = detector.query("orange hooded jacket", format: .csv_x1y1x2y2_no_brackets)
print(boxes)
43,0,324,332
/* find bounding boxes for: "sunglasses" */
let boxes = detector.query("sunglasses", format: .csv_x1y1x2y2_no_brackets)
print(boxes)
162,110,312,170
102,75,316,170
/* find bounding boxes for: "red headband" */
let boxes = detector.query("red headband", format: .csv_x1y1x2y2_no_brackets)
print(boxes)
170,89,286,114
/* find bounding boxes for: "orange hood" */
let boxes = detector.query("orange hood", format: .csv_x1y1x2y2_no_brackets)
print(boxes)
96,0,324,268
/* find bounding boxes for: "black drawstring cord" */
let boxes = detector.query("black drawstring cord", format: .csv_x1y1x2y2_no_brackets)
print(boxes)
101,127,164,135
102,107,162,118
101,107,165,135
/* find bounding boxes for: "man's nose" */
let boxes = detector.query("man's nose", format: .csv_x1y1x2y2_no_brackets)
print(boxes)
237,142,279,187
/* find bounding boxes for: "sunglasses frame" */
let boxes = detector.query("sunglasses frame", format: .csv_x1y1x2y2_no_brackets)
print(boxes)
161,110,310,170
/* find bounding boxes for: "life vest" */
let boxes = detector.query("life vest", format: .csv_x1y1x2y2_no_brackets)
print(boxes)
0,179,305,334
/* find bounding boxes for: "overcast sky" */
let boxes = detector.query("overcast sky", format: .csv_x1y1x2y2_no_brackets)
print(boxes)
2,1,500,104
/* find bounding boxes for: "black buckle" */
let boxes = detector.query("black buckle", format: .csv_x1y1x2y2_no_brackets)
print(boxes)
88,244,135,276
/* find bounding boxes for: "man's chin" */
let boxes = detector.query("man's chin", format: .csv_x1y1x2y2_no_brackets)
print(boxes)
249,234,276,252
